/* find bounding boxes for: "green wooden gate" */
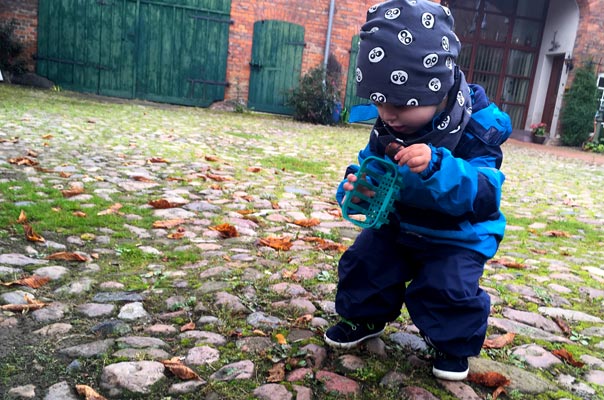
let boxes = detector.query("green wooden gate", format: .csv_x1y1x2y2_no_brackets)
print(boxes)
344,35,368,112
248,20,304,115
37,0,231,107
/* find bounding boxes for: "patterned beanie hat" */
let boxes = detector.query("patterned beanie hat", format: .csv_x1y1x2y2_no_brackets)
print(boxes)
356,0,460,106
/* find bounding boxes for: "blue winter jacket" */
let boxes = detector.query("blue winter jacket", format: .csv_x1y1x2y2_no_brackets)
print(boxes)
336,85,512,258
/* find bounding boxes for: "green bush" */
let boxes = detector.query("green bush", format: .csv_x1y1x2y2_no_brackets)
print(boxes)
287,54,342,125
559,63,599,146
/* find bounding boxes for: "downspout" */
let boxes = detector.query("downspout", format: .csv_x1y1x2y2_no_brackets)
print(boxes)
323,0,336,83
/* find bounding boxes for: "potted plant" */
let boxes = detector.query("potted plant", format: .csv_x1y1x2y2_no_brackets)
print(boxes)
530,122,548,144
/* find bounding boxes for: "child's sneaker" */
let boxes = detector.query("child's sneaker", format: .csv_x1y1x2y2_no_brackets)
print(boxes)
432,352,469,381
324,319,385,349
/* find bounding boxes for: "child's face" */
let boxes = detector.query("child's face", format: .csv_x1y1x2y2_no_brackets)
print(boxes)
374,102,438,135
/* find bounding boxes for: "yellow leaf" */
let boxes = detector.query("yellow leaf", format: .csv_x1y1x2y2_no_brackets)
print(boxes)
17,210,27,224
275,333,287,345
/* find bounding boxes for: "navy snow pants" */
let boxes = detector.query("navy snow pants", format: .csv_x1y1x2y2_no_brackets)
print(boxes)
335,222,491,358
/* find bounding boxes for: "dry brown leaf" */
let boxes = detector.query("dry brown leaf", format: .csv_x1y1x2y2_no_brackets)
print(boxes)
552,349,585,367
275,333,287,345
267,362,286,383
544,230,571,238
42,134,54,139
0,296,48,312
75,384,107,400
9,157,39,166
148,199,185,209
483,333,515,349
271,201,280,209
205,155,220,162
97,203,123,216
46,252,88,262
27,149,38,157
180,321,195,332
209,183,222,190
253,329,267,336
61,186,85,198
302,237,347,252
160,358,201,380
247,166,262,173
492,386,507,400
17,210,27,224
259,236,293,251
210,223,239,238
72,211,87,218
553,317,571,335
236,209,254,216
467,371,510,387
153,219,186,229
147,157,170,163
0,275,51,289
293,218,321,227
24,224,45,243
132,175,155,182
489,258,526,269
59,171,72,178
168,231,185,240
294,314,313,326
207,173,233,182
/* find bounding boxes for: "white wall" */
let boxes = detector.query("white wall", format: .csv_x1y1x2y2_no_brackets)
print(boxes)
526,0,579,137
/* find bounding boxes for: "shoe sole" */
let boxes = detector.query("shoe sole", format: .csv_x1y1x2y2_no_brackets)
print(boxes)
432,366,469,381
323,329,385,349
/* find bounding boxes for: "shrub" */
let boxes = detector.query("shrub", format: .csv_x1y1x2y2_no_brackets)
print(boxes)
0,19,27,76
559,63,599,146
287,54,342,125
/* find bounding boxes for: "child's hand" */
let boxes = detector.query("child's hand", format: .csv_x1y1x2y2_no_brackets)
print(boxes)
343,173,375,203
391,143,432,173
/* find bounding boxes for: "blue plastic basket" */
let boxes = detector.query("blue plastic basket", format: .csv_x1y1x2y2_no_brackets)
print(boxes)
341,156,404,229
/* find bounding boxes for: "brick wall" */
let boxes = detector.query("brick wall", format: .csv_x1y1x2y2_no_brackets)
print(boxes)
225,0,374,102
574,0,604,74
0,0,38,72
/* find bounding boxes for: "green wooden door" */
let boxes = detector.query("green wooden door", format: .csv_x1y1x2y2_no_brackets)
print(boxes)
344,35,368,111
248,20,304,114
37,0,231,106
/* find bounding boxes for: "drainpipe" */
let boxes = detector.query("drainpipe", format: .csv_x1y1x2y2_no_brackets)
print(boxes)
323,0,336,83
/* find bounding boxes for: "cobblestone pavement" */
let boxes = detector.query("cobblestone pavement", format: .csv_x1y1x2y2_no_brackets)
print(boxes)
1,86,603,399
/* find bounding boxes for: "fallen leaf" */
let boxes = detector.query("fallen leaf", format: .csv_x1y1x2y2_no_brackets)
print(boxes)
271,201,280,209
293,218,321,227
552,349,585,367
489,258,526,269
204,155,220,162
483,333,515,349
209,223,239,238
26,149,38,157
302,237,347,252
160,358,201,380
529,248,548,255
553,317,571,335
168,232,185,240
132,175,155,182
0,296,48,312
17,210,27,224
259,236,293,251
41,134,54,139
253,329,267,336
492,386,507,400
236,209,254,216
153,219,186,229
97,203,123,216
8,157,39,166
275,333,287,345
544,230,571,238
294,314,313,326
24,224,45,243
207,173,233,182
147,157,170,163
267,362,285,383
0,275,51,289
46,252,88,262
148,199,185,209
59,171,72,178
61,186,85,198
75,384,107,400
247,166,262,173
72,211,87,218
467,372,510,387
180,321,195,332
